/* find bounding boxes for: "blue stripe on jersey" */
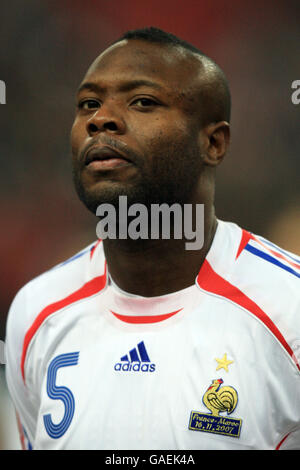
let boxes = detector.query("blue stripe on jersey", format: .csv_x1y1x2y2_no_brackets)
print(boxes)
53,246,94,270
22,426,33,450
245,244,300,279
255,236,300,264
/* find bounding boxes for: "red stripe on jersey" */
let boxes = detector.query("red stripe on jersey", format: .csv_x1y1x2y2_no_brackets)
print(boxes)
235,229,254,259
275,432,290,450
252,235,300,270
196,260,300,371
111,309,182,324
90,238,102,260
235,229,300,270
21,266,107,383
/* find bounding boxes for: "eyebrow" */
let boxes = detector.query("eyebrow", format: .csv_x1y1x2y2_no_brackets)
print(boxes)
76,79,164,95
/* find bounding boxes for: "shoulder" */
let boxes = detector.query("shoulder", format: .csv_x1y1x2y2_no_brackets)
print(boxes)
5,239,104,367
8,241,97,318
209,220,300,299
235,223,300,336
232,222,300,305
201,220,300,369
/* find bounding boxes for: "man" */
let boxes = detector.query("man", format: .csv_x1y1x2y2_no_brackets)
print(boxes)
5,27,300,450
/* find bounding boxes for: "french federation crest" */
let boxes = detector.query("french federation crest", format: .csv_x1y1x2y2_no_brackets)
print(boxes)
189,378,242,438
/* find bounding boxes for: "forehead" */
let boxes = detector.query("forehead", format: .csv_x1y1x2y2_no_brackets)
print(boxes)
81,40,203,93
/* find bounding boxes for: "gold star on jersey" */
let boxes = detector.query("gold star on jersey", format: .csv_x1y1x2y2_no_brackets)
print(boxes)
215,353,234,372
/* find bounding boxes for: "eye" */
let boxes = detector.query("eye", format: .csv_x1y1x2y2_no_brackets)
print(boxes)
131,97,158,108
77,99,100,110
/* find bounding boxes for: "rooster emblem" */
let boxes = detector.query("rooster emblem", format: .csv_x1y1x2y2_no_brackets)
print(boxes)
202,378,238,417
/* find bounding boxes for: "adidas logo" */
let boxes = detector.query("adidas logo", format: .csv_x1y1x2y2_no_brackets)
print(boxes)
114,341,156,372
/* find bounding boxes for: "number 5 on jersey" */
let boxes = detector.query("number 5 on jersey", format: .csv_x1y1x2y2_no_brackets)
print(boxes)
43,352,79,439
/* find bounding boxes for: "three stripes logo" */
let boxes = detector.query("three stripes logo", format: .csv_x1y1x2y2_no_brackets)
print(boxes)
114,341,156,372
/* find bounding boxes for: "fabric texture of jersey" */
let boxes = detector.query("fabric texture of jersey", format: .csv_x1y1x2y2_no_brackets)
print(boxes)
5,220,300,450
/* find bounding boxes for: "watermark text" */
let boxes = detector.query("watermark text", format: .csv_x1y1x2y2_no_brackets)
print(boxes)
96,196,204,250
291,80,300,105
0,80,6,104
0,340,5,364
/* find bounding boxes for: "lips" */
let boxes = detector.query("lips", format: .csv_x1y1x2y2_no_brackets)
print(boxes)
84,145,131,166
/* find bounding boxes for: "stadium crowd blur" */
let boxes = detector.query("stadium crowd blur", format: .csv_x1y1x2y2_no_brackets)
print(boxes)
0,0,299,449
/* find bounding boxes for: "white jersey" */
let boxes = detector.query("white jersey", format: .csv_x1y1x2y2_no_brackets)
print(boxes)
5,220,300,450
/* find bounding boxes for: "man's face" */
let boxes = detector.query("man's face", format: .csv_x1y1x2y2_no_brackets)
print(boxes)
71,40,205,214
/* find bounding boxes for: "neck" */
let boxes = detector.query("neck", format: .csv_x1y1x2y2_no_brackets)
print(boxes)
103,201,217,297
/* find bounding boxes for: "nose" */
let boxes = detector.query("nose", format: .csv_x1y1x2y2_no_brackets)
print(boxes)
86,103,126,136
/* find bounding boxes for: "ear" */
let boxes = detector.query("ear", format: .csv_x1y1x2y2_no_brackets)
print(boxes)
199,121,230,167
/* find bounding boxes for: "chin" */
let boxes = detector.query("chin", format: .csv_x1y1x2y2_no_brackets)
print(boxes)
76,180,150,215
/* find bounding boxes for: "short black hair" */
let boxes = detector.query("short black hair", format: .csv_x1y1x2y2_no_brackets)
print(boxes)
117,26,205,56
114,26,231,124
